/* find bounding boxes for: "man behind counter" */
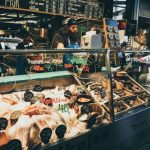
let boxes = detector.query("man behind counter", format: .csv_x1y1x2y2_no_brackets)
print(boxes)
55,19,80,49
53,19,80,69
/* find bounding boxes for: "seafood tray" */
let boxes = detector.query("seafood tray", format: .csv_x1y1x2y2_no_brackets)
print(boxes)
112,77,144,93
0,73,109,150
78,73,110,105
138,92,150,103
113,72,145,94
113,89,133,100
123,81,143,94
104,100,130,115
112,78,124,90
104,95,145,116
110,72,150,116
123,96,145,109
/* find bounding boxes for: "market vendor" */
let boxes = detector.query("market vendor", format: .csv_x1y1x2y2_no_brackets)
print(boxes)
53,19,80,69
56,18,80,49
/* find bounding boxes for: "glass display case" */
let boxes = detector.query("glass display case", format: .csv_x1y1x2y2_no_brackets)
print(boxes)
0,49,113,150
113,50,150,120
125,50,150,92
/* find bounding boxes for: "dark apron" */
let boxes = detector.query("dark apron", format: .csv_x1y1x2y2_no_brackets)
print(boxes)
63,38,80,68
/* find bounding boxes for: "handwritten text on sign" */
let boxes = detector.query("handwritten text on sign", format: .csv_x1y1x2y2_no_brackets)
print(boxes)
5,0,19,8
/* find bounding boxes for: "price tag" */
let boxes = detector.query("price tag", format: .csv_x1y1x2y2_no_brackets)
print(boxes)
33,65,45,72
40,128,52,144
67,2,86,17
59,104,69,113
0,118,8,130
7,139,22,150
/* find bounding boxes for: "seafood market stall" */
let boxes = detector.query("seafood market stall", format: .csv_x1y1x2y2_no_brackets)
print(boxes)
0,49,150,150
0,49,113,150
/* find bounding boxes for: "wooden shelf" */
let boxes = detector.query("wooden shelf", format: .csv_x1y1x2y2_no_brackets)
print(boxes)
0,6,100,21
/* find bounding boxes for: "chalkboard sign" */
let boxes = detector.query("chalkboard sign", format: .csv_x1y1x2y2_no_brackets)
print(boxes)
3,0,20,8
29,0,47,11
1,0,29,9
0,117,8,130
88,1,104,19
50,0,67,14
67,1,88,18
7,139,22,150
0,0,5,6
0,0,104,20
45,0,50,12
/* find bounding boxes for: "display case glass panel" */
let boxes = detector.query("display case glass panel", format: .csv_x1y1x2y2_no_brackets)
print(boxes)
0,49,113,150
113,50,150,120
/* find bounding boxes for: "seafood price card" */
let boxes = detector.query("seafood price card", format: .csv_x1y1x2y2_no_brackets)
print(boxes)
26,53,102,74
